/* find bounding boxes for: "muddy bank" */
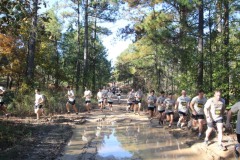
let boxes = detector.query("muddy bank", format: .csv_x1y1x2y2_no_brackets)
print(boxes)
0,117,73,160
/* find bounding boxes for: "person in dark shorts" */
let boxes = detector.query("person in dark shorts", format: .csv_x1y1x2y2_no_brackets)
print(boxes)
147,90,157,120
190,89,207,138
157,91,166,126
0,87,9,118
226,101,240,158
134,88,143,115
175,90,191,128
127,89,135,112
164,93,175,127
97,88,103,112
203,90,226,151
66,86,78,114
83,87,92,113
107,89,114,111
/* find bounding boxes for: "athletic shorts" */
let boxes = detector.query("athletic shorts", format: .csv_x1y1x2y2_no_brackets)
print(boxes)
128,103,133,105
192,114,204,120
98,100,103,104
148,107,154,111
0,102,4,106
34,104,43,109
85,100,91,104
108,101,113,104
166,112,174,116
117,94,121,96
237,134,240,143
178,111,187,117
135,100,141,104
68,100,76,105
158,110,165,113
207,119,223,128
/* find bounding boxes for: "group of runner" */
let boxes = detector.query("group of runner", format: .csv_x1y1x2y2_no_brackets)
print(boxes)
126,88,240,156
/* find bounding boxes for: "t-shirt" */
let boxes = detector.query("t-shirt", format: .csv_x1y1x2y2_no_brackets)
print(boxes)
204,97,225,121
107,92,114,102
157,96,165,111
84,90,92,101
177,96,191,113
164,98,175,113
191,96,207,115
35,93,43,105
102,89,108,98
230,102,240,134
127,92,135,103
147,95,157,107
135,91,143,101
68,90,75,101
97,91,102,102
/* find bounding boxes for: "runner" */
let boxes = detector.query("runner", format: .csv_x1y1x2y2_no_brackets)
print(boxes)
134,88,143,115
34,89,44,120
175,90,191,128
102,86,108,108
203,90,226,151
127,89,135,112
97,88,103,112
226,101,240,158
147,90,157,121
164,93,175,127
157,91,166,126
66,86,78,114
190,89,207,139
107,89,114,111
116,88,121,104
83,87,92,113
0,86,9,118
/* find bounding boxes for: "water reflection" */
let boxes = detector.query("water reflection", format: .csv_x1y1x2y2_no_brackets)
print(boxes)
61,122,200,160
98,128,133,158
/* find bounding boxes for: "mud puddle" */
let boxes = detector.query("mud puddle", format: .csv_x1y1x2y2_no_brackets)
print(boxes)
59,120,201,160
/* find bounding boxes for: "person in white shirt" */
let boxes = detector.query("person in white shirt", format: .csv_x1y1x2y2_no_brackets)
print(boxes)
101,86,108,108
157,91,166,126
190,89,207,139
97,88,103,112
147,90,157,120
0,86,9,118
175,90,191,128
204,90,226,151
83,87,92,113
107,89,114,111
134,88,143,115
34,89,44,120
226,101,240,158
127,89,135,112
116,88,121,104
66,86,78,115
164,93,175,127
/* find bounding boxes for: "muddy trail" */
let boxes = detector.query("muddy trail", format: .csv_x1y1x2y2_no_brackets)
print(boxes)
0,95,237,160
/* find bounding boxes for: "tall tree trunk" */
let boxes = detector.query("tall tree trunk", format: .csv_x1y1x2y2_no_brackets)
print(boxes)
83,0,89,87
208,3,213,92
76,0,81,91
197,0,204,89
92,4,97,92
223,0,229,105
54,36,59,87
26,0,38,85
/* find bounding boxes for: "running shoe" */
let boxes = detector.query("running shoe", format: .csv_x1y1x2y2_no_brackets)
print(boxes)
177,121,181,128
76,112,78,115
198,133,202,139
67,111,70,114
218,144,226,151
168,124,171,128
204,140,209,146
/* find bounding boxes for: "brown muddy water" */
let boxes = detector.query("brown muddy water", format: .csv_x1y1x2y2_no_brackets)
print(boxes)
59,119,201,160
